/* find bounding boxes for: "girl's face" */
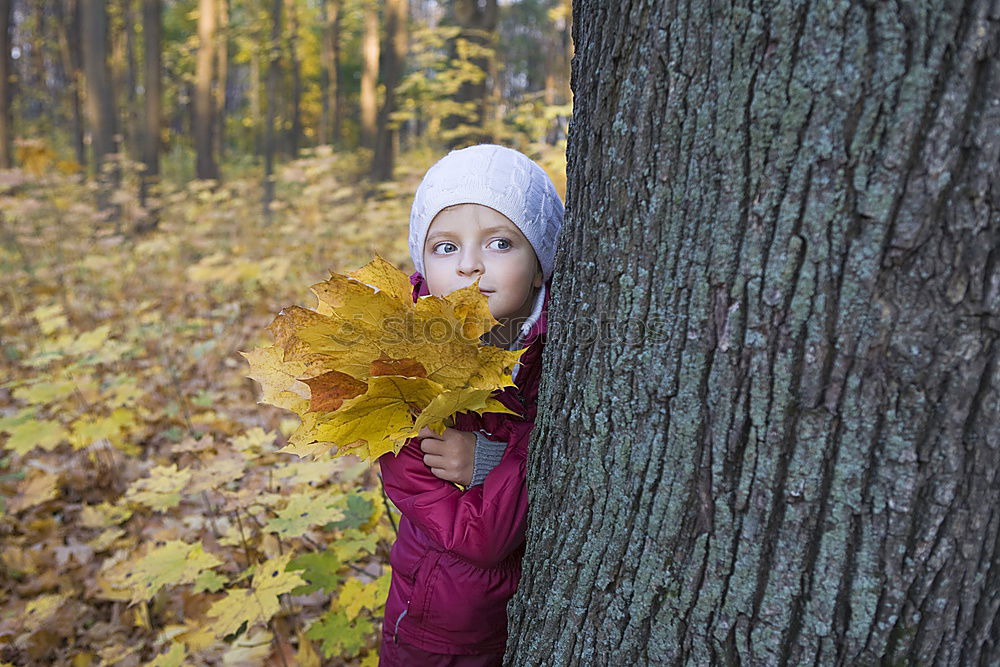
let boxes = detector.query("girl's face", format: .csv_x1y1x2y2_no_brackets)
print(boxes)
422,203,543,325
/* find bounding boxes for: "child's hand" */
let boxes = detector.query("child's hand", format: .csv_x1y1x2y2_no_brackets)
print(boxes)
418,426,475,486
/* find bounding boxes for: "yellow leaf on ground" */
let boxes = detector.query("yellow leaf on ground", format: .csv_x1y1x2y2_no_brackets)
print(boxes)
144,642,186,667
66,324,112,356
8,470,60,513
222,628,272,665
206,552,305,637
22,593,67,632
79,502,132,529
264,491,345,539
295,629,322,667
336,570,391,618
2,418,69,455
125,464,192,511
107,540,222,603
12,378,78,406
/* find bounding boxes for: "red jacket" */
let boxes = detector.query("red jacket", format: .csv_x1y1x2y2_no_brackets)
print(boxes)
378,271,549,655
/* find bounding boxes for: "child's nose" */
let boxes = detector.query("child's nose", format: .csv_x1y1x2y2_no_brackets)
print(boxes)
457,250,484,276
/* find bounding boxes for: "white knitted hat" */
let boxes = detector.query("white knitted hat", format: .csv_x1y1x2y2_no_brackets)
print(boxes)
409,144,564,282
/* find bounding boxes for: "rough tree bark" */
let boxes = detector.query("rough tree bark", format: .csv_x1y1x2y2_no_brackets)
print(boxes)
194,0,219,180
507,1,1000,664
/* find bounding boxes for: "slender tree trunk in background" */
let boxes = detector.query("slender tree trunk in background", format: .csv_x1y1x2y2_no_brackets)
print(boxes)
359,0,378,151
262,0,281,217
214,0,228,162
250,47,260,156
81,0,118,187
123,0,140,161
372,0,406,181
35,4,56,135
319,0,341,147
194,0,218,181
559,0,571,105
443,0,497,148
139,0,161,229
57,0,86,169
0,0,13,169
286,0,302,157
30,4,49,133
507,1,1000,664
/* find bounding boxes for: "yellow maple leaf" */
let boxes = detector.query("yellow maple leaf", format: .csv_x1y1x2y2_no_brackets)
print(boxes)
144,642,186,667
312,376,443,459
22,593,67,632
245,256,527,462
125,464,192,511
336,571,392,618
239,346,311,411
12,378,79,405
8,470,60,513
108,540,222,603
79,501,133,529
206,552,305,637
2,418,69,456
345,253,413,303
264,491,346,539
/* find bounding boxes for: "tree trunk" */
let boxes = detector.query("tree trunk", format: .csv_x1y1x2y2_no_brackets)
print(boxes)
442,0,497,148
372,0,406,181
214,0,228,162
139,0,161,227
250,45,260,156
286,0,301,157
359,0,378,150
507,1,1000,665
81,0,117,182
0,0,13,168
56,0,86,169
122,0,139,161
262,0,281,216
319,0,341,147
194,0,219,180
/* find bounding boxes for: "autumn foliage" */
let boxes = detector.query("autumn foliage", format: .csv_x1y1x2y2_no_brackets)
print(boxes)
0,149,456,665
243,255,523,463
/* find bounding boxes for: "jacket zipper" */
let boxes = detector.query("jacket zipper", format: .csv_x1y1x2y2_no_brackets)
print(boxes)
393,601,409,643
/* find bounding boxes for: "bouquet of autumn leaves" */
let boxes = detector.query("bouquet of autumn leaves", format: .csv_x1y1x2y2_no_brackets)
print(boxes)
242,255,525,462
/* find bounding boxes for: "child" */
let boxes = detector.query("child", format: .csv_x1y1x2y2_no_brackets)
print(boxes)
378,144,563,666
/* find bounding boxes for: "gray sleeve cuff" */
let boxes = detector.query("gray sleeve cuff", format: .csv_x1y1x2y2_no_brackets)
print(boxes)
470,431,507,486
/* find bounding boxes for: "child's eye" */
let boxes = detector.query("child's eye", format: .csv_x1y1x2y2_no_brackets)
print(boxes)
433,242,457,254
488,239,511,251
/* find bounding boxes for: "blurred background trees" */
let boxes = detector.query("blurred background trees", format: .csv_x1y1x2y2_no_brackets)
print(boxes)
1,0,572,215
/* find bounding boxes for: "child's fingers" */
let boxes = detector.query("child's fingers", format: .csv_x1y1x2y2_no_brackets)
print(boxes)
420,438,446,455
423,453,447,469
418,426,444,440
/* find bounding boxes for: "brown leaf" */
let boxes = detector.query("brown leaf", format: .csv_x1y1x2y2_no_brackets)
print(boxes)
302,371,369,412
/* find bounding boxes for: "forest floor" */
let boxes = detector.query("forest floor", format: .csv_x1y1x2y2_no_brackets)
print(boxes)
0,143,568,666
